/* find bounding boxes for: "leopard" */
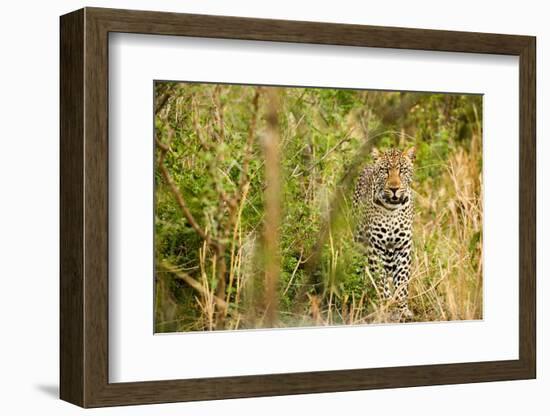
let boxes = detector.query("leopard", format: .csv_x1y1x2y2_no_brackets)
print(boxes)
353,146,416,321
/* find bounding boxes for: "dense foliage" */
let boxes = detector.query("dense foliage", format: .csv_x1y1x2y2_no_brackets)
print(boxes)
154,82,482,332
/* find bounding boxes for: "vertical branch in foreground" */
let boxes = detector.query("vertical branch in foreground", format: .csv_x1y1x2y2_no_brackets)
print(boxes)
261,88,282,327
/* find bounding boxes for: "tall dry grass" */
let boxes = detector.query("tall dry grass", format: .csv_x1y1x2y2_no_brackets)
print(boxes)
407,132,483,322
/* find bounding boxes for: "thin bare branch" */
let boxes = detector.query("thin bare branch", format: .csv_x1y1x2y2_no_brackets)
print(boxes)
160,261,228,309
305,127,355,173
238,88,261,195
222,87,261,238
212,84,226,141
155,128,219,249
155,83,175,115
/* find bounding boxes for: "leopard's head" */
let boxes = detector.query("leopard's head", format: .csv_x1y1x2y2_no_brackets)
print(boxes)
371,147,416,210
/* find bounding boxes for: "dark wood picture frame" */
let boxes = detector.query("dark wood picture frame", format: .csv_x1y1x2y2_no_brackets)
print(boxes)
60,7,536,408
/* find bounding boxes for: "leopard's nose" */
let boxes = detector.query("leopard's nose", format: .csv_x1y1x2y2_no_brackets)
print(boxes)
388,187,399,197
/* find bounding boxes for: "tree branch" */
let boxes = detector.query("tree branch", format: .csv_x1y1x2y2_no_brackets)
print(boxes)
159,261,228,309
155,128,219,250
238,88,261,194
155,83,175,115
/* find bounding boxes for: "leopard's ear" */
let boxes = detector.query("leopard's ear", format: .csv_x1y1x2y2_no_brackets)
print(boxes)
404,146,416,162
371,147,381,162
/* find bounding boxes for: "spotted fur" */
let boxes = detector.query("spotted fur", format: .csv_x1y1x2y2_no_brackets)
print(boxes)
353,147,416,320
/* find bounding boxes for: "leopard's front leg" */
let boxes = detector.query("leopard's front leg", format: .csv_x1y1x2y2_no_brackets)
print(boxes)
392,245,413,320
367,244,392,302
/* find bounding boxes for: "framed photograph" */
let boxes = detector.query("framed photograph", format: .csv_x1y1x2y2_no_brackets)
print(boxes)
60,7,536,408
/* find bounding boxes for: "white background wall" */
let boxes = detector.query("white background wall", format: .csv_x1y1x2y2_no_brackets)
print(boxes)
0,0,546,414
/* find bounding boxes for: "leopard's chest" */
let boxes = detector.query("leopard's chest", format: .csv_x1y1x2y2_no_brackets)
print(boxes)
366,205,412,251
